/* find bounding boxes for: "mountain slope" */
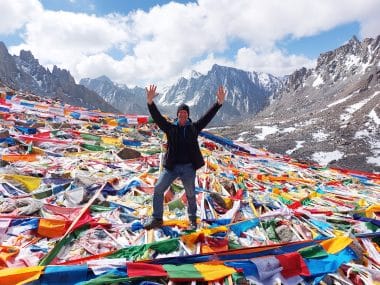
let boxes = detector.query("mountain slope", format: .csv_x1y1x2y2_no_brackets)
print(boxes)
218,36,380,172
0,42,20,89
80,76,147,115
81,65,283,124
0,42,118,113
158,64,282,124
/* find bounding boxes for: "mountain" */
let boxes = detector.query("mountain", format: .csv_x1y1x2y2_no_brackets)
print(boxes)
218,35,380,172
157,64,283,124
80,76,147,115
0,42,20,89
0,42,118,113
81,65,282,125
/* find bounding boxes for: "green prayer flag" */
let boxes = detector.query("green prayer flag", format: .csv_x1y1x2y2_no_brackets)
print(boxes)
80,133,101,141
80,143,106,151
140,148,161,155
163,264,203,280
78,272,134,285
365,222,379,232
170,183,184,193
298,244,328,258
228,240,242,249
168,198,185,211
109,238,179,260
90,205,114,212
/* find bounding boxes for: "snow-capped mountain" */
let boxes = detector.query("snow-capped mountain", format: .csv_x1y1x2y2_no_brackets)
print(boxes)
218,35,380,172
157,64,282,124
0,42,117,113
81,64,283,125
80,76,147,115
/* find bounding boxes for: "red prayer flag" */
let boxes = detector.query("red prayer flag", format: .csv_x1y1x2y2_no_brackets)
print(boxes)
126,262,167,277
276,252,310,278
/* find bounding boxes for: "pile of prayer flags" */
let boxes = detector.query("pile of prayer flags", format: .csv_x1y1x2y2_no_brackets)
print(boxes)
0,87,379,284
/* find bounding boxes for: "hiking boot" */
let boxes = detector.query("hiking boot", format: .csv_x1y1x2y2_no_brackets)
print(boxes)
189,220,198,231
143,218,163,230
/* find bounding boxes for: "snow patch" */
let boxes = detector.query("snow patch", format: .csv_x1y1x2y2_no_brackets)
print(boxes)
311,150,344,166
254,126,278,140
312,130,329,142
312,74,324,88
360,62,371,74
303,119,318,126
281,127,296,133
368,109,380,125
340,91,380,122
286,141,305,155
187,92,201,106
345,54,360,70
354,130,370,139
327,94,354,108
367,156,380,167
236,131,249,142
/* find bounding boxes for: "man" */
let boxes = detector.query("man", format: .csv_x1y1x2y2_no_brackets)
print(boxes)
144,84,226,230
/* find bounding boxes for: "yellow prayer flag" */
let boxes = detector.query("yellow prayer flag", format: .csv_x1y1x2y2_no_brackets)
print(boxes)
365,204,380,218
0,266,44,285
101,136,122,146
5,174,41,192
320,236,352,254
194,263,236,281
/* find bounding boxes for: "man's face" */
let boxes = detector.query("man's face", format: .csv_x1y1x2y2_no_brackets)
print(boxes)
177,110,188,126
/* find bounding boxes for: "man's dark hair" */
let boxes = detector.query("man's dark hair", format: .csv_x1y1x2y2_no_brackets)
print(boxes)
177,103,190,116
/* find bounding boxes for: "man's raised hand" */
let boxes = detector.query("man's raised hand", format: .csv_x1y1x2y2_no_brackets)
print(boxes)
146,84,157,104
216,85,226,105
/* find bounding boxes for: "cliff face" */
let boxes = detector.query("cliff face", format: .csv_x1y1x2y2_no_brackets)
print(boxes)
218,36,380,172
0,42,118,113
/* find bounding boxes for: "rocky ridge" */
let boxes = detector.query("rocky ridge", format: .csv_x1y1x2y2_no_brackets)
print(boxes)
217,36,380,172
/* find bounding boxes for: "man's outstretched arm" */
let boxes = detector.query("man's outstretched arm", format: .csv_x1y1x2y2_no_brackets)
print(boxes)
196,85,226,131
146,85,170,132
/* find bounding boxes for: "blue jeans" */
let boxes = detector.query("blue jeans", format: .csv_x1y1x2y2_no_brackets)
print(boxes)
152,163,197,221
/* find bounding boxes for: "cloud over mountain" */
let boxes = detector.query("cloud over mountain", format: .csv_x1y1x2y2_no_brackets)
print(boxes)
2,0,380,88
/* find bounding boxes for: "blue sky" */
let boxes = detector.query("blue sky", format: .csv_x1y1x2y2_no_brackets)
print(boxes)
40,0,197,14
0,0,378,88
279,22,360,58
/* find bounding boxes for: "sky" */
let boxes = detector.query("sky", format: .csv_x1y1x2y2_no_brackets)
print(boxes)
0,0,379,89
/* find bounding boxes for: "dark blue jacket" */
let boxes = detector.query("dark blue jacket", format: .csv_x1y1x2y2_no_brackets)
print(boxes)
147,101,222,170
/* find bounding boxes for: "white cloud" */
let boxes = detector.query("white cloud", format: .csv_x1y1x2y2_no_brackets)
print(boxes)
0,0,43,34
182,53,234,77
9,11,129,71
2,0,380,87
235,48,315,75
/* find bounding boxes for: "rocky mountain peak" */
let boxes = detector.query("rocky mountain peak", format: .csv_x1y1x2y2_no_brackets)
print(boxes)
80,75,113,88
210,63,223,72
0,42,19,89
283,67,310,92
0,41,9,56
209,64,244,77
51,65,75,85
154,64,282,124
97,75,113,83
285,35,380,93
19,50,38,64
0,41,117,112
80,76,146,115
190,70,202,79
223,35,380,172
